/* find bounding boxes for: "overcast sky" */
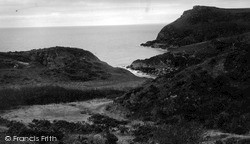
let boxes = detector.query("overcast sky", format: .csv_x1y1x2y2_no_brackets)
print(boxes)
0,0,249,27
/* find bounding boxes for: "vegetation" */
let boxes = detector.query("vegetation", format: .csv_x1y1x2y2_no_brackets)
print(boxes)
1,6,250,144
89,114,128,129
1,116,206,144
118,36,250,135
133,122,204,144
0,115,124,144
0,86,124,110
0,46,140,86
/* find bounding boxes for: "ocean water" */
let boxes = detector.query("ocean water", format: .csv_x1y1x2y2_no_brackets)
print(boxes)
0,25,165,67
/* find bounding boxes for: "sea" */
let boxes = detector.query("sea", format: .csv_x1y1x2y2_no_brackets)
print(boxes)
0,24,165,68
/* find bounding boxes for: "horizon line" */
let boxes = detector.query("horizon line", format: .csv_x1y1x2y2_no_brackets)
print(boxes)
0,23,167,29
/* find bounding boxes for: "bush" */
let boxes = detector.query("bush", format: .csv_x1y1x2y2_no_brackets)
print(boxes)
88,114,128,129
6,120,64,141
105,132,118,144
152,122,204,144
5,119,121,143
133,122,204,144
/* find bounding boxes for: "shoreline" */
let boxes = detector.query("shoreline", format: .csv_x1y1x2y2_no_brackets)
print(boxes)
119,66,157,79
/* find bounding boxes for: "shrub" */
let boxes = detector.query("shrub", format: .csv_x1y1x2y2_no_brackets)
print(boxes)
88,114,128,129
133,122,204,144
152,122,204,144
105,132,118,144
6,120,64,141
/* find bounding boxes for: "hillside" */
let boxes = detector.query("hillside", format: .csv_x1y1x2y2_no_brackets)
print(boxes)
141,6,250,49
118,33,250,142
129,32,250,76
0,46,142,88
115,6,250,144
0,46,147,117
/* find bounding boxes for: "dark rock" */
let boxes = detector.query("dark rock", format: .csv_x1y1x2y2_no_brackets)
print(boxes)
128,51,201,76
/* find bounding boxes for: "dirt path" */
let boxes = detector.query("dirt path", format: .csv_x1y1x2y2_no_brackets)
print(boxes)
202,130,250,144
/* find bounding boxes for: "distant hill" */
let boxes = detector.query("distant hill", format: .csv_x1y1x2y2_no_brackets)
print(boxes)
0,46,141,87
141,6,250,49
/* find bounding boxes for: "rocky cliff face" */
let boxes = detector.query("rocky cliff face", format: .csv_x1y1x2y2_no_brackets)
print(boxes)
141,6,250,49
0,47,139,86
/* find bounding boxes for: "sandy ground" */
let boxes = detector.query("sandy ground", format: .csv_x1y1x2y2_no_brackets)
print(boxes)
1,99,113,123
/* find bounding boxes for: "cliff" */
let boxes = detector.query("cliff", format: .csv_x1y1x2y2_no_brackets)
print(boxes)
141,6,250,49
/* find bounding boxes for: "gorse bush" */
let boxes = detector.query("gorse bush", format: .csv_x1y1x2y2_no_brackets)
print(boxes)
88,114,128,129
152,122,204,144
3,118,119,144
133,122,204,144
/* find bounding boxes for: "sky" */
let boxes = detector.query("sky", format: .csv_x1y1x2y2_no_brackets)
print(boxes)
0,0,249,28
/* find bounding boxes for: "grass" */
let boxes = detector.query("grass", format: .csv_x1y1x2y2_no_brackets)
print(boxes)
0,86,125,111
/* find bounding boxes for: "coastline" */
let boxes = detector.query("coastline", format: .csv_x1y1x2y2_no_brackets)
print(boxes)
119,66,157,79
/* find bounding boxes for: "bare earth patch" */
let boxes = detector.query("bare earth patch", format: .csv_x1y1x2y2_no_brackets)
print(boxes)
202,130,250,144
1,99,113,123
0,98,137,144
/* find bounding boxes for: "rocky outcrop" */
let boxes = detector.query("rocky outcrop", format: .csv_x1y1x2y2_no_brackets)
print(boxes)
128,52,201,76
0,46,140,86
141,6,250,49
133,31,250,76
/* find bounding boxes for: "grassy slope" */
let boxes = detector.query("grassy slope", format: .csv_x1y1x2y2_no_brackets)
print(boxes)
0,46,144,87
